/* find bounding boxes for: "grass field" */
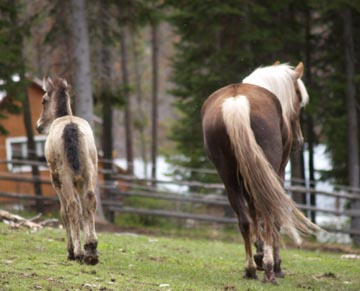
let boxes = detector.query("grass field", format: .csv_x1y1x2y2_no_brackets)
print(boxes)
0,223,359,291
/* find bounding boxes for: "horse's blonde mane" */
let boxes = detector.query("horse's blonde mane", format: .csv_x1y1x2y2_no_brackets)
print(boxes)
242,64,309,120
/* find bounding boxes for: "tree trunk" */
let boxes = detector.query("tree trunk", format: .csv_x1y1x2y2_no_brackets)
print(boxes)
12,0,44,213
151,16,159,184
70,0,105,220
99,6,113,181
343,7,360,244
120,27,134,175
21,77,43,213
290,150,307,211
131,33,148,178
99,6,114,222
69,0,94,126
307,115,316,222
304,6,316,223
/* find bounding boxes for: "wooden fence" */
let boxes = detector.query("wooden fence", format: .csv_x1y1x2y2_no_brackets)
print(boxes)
103,174,360,236
1,159,360,237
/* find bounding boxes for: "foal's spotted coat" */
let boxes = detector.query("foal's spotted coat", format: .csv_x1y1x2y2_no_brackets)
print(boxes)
36,77,99,265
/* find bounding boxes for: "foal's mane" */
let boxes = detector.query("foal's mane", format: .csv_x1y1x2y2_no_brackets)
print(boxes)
242,64,309,120
52,78,70,118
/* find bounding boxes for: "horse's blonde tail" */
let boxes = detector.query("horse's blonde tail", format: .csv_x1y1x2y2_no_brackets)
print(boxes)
221,95,319,244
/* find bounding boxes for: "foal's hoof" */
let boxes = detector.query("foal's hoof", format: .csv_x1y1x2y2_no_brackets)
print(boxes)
74,253,84,263
67,250,75,261
84,242,98,265
84,254,99,265
262,276,278,285
243,267,258,280
275,270,285,278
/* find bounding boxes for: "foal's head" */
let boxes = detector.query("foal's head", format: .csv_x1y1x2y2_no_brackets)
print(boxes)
36,77,72,134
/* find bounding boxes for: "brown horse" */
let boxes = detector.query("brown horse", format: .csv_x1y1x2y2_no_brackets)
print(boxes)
201,62,319,284
36,77,99,265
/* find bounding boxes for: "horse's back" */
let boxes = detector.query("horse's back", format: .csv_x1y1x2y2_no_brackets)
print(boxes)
202,83,282,123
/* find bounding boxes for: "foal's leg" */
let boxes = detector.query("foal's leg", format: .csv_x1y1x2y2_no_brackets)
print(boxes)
81,189,98,265
80,172,98,265
51,170,75,260
62,175,84,262
60,199,75,260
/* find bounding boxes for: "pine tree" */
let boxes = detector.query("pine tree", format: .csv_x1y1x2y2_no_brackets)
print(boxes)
0,0,43,211
0,1,23,134
166,0,311,185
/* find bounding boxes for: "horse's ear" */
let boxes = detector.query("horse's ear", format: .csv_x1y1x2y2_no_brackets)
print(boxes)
43,77,54,93
273,61,280,66
294,62,304,79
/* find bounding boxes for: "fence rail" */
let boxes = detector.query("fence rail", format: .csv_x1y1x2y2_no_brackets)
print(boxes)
1,167,360,238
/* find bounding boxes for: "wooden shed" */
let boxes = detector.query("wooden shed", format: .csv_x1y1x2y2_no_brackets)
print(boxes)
0,78,55,201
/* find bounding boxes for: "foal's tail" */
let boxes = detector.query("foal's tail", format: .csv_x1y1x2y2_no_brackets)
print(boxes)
63,123,81,175
221,95,319,244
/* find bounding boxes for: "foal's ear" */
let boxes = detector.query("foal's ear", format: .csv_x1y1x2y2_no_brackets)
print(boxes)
60,78,68,88
294,62,304,79
43,77,55,93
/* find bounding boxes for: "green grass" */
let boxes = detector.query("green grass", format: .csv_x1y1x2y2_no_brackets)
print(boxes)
0,223,359,291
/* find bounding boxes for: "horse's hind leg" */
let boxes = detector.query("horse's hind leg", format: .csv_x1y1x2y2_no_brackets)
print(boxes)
248,202,264,270
227,187,257,280
273,240,284,278
262,221,277,284
81,176,98,265
254,238,264,270
239,214,257,280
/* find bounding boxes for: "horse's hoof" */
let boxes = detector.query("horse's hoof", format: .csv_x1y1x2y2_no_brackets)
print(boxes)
254,253,264,270
263,263,278,284
243,267,258,280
